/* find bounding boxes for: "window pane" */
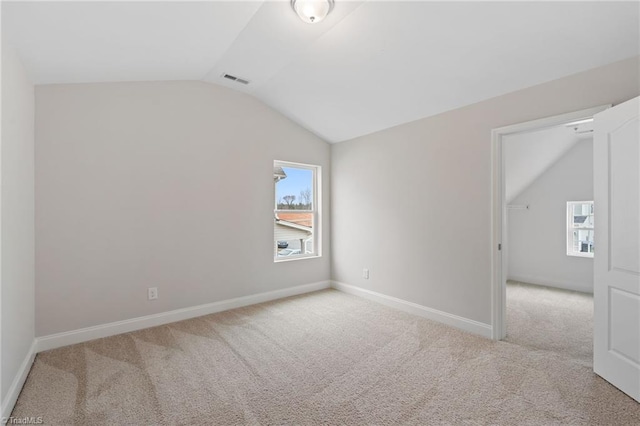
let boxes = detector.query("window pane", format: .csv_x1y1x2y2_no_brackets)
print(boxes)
275,167,313,210
573,229,594,254
273,161,319,261
572,202,593,228
567,201,594,257
275,212,314,256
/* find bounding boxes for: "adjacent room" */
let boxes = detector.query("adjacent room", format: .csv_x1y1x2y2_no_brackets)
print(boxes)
2,1,639,424
504,118,597,362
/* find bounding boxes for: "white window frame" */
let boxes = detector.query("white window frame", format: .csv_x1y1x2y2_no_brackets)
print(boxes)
274,160,321,262
567,200,594,258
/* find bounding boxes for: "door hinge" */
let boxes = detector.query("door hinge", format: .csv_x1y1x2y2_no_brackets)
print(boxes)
498,243,502,251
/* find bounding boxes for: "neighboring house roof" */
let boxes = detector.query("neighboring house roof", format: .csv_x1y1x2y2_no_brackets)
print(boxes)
573,216,588,224
275,220,312,236
276,212,312,228
274,166,286,182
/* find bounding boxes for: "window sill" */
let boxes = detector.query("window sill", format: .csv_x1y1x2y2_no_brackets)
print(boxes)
567,252,594,259
274,254,321,263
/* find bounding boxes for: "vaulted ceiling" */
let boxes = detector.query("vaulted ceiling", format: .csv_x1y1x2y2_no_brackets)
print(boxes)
3,1,639,143
504,123,592,204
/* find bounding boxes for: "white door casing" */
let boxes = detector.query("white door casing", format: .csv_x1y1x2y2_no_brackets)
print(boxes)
491,104,610,340
593,96,640,403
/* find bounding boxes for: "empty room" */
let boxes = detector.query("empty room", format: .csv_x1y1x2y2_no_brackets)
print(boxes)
1,1,639,425
503,116,598,361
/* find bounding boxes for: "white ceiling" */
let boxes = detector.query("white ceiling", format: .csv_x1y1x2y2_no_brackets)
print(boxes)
3,1,639,143
504,123,591,204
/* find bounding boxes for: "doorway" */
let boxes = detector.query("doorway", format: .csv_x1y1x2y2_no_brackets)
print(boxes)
490,104,610,341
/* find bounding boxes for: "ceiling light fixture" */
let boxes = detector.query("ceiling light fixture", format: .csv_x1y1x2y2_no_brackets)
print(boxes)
291,0,334,24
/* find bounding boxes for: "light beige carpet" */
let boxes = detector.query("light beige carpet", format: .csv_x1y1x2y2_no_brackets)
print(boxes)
506,280,594,365
12,289,640,425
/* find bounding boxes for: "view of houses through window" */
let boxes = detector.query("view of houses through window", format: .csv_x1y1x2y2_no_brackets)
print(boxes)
567,201,594,258
273,161,319,260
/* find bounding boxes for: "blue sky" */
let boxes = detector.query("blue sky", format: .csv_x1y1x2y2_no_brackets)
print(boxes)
276,167,312,204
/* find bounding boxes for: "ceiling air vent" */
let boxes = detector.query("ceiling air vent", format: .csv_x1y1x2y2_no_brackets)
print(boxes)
222,73,250,85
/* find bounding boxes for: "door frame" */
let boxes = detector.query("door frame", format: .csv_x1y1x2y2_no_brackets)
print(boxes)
490,104,610,340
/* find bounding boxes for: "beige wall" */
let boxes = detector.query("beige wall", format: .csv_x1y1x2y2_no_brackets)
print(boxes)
1,42,35,403
35,81,330,336
508,140,594,293
30,55,640,336
331,56,639,326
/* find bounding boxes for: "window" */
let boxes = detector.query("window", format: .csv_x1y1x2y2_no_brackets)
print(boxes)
567,201,594,258
273,161,320,261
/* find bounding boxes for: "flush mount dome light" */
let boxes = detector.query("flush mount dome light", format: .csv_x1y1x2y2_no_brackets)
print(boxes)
291,0,334,24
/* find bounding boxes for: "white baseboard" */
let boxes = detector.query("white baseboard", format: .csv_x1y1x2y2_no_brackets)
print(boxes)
331,281,493,339
507,275,593,294
1,340,37,421
35,281,330,353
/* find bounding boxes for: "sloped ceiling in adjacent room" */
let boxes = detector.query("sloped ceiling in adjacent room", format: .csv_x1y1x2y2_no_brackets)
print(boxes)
3,1,639,143
504,123,593,204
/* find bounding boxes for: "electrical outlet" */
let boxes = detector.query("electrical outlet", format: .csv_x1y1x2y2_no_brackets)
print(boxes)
148,287,158,300
363,268,369,279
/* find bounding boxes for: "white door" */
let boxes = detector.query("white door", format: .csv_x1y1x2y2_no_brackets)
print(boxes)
593,96,640,402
